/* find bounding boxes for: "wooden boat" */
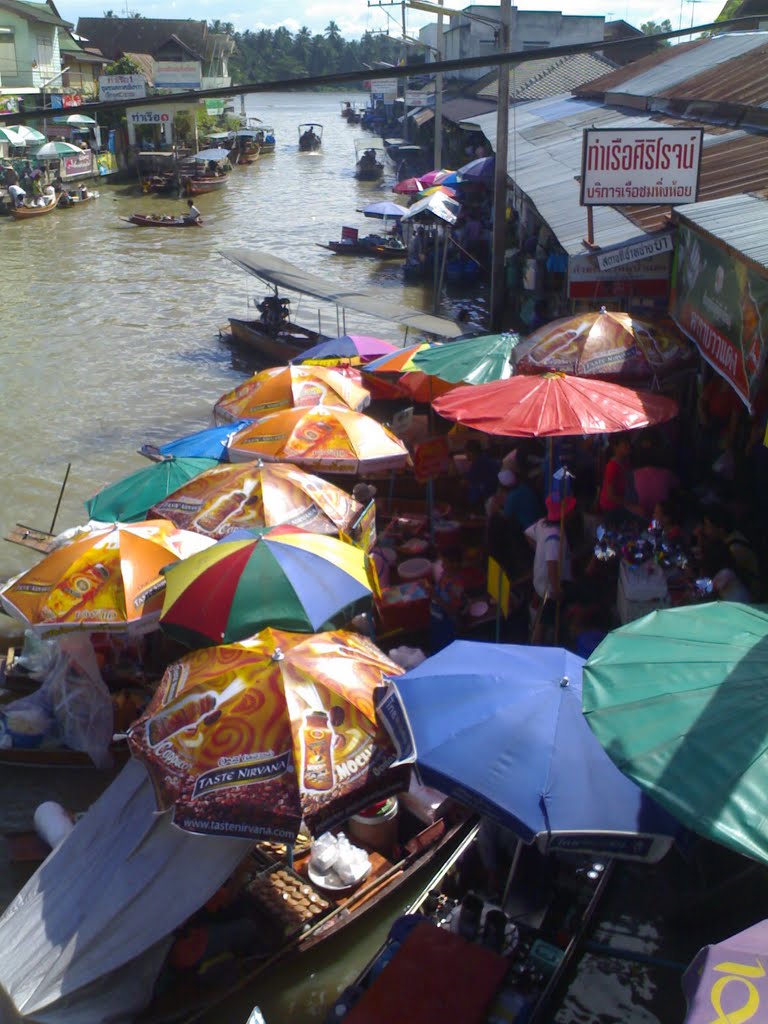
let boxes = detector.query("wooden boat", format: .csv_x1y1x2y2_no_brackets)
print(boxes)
318,237,406,259
10,193,59,219
256,127,276,154
325,824,616,1024
298,123,323,152
355,142,385,181
121,214,203,228
182,174,229,197
225,313,324,364
59,190,99,208
138,806,475,1024
236,146,261,165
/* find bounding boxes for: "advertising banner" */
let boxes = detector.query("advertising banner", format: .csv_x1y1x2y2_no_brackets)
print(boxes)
0,96,19,114
154,60,202,90
413,436,450,483
61,151,94,179
581,128,703,207
370,77,398,100
670,223,768,410
568,251,671,300
96,151,118,176
99,74,146,101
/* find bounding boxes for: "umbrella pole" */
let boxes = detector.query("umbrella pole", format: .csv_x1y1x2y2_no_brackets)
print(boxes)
49,462,71,535
554,498,565,644
501,836,523,908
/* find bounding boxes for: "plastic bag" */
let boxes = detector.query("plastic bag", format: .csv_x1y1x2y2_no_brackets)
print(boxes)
15,629,59,680
45,635,114,769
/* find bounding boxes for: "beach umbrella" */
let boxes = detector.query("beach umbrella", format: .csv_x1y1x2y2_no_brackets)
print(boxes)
193,147,230,161
0,521,213,634
412,332,520,385
420,185,458,200
140,421,254,463
360,200,407,219
583,603,768,866
52,114,97,125
393,176,424,195
457,155,495,180
514,309,695,383
149,460,362,540
159,524,378,646
378,640,679,859
290,335,399,366
362,341,450,404
226,407,410,475
213,365,370,424
127,628,409,841
401,192,460,225
419,168,455,187
11,125,45,143
433,371,678,437
682,918,768,1024
85,457,220,524
362,342,437,375
33,141,83,158
0,125,23,145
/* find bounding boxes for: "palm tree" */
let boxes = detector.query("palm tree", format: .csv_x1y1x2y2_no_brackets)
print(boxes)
325,21,341,42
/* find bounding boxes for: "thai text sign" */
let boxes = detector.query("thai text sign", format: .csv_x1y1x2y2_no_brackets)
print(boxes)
568,252,671,300
581,128,702,206
370,77,398,100
61,151,94,179
596,232,674,272
155,61,202,90
670,223,768,411
128,106,172,126
99,74,146,101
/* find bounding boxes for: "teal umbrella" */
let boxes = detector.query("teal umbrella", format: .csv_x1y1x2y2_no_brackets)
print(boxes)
85,457,219,523
583,603,768,865
411,332,520,385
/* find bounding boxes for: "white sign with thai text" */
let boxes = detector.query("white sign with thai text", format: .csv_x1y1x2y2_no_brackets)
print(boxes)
581,128,703,207
99,74,146,101
596,232,674,271
128,105,172,126
154,61,202,90
370,77,398,100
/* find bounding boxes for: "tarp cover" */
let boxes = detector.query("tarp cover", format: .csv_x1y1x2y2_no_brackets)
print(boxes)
220,249,463,338
0,759,252,1023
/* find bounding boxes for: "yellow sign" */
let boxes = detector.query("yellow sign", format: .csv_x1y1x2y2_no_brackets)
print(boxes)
487,557,510,618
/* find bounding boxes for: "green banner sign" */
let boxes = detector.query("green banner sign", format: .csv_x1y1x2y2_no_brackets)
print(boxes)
670,223,768,411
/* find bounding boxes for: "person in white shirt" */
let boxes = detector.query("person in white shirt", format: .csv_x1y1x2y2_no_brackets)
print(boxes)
7,183,25,208
184,199,201,224
524,495,575,643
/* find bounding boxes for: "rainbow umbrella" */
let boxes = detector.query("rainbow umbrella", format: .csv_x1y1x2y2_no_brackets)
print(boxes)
160,524,379,646
214,365,370,424
85,457,220,524
362,342,449,404
127,628,409,841
226,407,410,475
149,461,362,540
419,168,455,187
421,185,458,200
290,335,399,366
0,521,213,634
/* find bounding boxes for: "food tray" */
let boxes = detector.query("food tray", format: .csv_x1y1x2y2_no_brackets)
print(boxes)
245,863,334,936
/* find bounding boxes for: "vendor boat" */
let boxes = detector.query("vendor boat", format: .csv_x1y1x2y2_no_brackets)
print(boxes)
121,214,203,228
59,189,99,207
10,193,59,219
225,293,325,363
256,126,276,155
318,232,406,259
354,141,385,182
298,123,323,152
182,174,229,197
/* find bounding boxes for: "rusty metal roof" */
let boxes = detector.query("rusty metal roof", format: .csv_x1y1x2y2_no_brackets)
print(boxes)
655,38,768,104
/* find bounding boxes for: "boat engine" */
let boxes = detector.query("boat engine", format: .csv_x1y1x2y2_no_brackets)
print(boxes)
257,295,291,332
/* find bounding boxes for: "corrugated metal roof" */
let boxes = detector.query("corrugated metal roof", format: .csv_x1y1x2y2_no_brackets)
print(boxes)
673,193,768,268
475,53,616,103
441,97,497,125
573,39,705,96
655,39,768,105
468,95,768,253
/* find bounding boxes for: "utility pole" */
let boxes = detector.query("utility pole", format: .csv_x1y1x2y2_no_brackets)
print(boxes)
433,0,444,169
401,1,409,141
490,0,511,331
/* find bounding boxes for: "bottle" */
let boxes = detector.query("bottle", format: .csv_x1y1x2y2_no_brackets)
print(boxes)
45,561,111,620
192,490,248,534
301,711,335,792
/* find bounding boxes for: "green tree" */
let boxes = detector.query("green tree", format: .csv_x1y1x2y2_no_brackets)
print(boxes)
104,54,143,75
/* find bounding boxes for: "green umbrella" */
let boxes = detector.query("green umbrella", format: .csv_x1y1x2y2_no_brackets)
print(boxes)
85,457,220,524
411,332,520,384
582,603,768,865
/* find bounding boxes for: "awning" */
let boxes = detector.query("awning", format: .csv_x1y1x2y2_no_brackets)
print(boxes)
408,107,434,126
220,249,463,338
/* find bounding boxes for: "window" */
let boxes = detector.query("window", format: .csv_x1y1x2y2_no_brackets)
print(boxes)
0,28,17,76
36,34,54,71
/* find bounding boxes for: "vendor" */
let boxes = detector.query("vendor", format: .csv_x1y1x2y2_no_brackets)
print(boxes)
695,504,760,600
699,540,753,604
461,439,499,510
430,547,465,652
524,496,575,644
598,435,641,525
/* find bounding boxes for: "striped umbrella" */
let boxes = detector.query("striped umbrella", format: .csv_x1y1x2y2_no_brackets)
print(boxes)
85,457,220,523
159,524,379,646
214,365,370,424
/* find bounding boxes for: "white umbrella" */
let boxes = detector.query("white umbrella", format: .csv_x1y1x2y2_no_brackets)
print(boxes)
52,113,97,125
33,141,83,158
0,125,23,145
193,147,230,161
11,125,45,143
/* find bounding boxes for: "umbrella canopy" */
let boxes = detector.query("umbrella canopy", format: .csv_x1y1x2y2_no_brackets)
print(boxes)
11,125,45,143
515,310,695,382
401,192,460,225
160,524,378,646
683,918,768,1024
378,640,678,859
412,332,520,384
583,603,768,866
149,460,362,540
433,371,678,437
140,420,253,463
213,365,370,424
363,342,436,375
362,342,448,404
0,125,23,145
193,147,230,161
33,141,83,158
127,628,408,841
0,521,213,634
52,114,97,125
290,335,399,366
360,200,407,219
85,457,220,524
419,169,455,187
226,407,410,475
393,176,424,195
458,155,495,180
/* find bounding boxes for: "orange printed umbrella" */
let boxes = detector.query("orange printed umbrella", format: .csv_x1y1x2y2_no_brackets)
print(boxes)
214,364,371,424
0,520,213,634
149,460,362,540
127,628,409,841
226,406,410,475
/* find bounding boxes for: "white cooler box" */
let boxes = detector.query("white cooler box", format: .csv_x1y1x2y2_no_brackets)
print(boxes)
617,560,670,624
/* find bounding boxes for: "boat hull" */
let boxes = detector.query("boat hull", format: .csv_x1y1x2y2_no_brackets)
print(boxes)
121,215,203,228
10,193,59,219
320,240,406,259
227,317,323,362
183,176,229,196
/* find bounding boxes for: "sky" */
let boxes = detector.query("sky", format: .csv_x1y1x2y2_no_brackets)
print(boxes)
59,0,727,45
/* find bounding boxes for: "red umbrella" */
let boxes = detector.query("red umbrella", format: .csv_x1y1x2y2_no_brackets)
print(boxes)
432,372,678,437
393,177,424,195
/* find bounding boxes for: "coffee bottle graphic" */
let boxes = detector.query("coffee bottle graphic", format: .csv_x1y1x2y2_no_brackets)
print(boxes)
301,710,335,792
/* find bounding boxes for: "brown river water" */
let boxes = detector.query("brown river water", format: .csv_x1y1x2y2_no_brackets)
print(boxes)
0,91,753,1023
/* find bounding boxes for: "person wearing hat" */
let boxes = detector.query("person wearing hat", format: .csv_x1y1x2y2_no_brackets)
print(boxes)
524,495,575,644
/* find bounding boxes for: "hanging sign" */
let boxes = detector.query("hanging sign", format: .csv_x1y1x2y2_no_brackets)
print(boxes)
99,74,146,101
581,128,703,206
596,232,674,272
413,437,450,483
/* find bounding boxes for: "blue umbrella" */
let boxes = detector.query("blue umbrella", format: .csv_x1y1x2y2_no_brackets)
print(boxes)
457,155,495,180
140,421,253,462
378,640,680,861
360,200,407,219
